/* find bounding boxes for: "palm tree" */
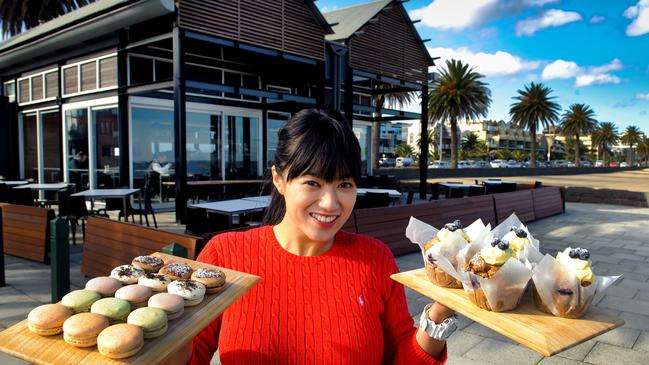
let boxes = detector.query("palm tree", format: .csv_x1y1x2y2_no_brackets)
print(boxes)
393,143,415,158
461,132,480,152
591,122,619,166
428,59,491,168
1,0,94,36
509,82,560,168
371,84,417,171
559,104,597,167
471,140,489,159
495,149,511,160
511,150,529,162
620,125,643,165
416,128,436,160
636,138,649,167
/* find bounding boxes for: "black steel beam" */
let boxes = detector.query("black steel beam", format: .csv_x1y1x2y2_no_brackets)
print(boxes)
117,30,130,188
353,104,421,119
352,69,422,91
419,83,429,199
173,27,187,223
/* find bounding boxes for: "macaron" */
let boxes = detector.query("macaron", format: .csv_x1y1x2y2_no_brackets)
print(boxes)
61,289,102,314
115,285,152,309
167,279,206,307
91,298,131,325
131,255,165,273
191,268,227,294
63,313,109,347
111,265,146,284
159,263,193,280
148,293,185,320
127,307,168,339
27,303,71,336
97,324,144,359
85,276,123,297
138,273,172,292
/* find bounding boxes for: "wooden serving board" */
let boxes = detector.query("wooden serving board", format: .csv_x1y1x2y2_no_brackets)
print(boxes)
392,268,624,357
0,253,260,364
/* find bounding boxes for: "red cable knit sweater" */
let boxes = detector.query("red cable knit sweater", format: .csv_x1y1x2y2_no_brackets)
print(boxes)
190,225,447,365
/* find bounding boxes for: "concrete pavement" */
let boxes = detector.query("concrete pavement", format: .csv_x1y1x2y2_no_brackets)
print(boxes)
2,202,649,364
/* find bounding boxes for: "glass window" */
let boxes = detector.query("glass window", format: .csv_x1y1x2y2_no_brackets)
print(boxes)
225,116,259,179
266,112,289,167
186,112,221,180
94,108,119,188
42,112,62,183
353,125,371,175
131,107,174,189
22,114,38,181
223,72,240,99
4,81,16,103
129,56,154,85
65,109,89,191
186,64,222,96
241,74,259,101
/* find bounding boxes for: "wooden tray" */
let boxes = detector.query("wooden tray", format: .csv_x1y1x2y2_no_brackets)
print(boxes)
0,253,260,364
392,268,624,357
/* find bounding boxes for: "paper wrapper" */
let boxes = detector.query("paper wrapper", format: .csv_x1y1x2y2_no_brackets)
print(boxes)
458,233,534,312
492,213,544,268
406,217,490,288
532,254,621,318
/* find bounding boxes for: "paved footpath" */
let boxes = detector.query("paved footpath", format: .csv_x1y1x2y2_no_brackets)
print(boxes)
2,202,649,364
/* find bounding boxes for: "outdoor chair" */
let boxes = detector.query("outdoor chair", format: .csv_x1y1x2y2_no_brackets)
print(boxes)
364,192,391,208
0,183,8,202
185,206,210,239
467,186,485,196
9,187,35,206
429,183,440,201
406,191,414,204
58,189,89,245
125,182,158,228
501,182,517,193
97,197,132,222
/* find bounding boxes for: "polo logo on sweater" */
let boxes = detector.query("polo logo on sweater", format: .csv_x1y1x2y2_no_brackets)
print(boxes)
358,294,365,307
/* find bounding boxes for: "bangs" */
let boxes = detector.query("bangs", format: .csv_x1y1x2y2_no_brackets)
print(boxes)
281,112,361,184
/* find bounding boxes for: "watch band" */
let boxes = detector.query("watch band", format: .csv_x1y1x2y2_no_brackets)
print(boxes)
419,303,458,340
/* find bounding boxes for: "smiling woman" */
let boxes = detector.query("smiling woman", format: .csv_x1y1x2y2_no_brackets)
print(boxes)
187,109,454,365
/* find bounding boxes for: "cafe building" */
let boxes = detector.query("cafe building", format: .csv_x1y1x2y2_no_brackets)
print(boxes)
0,0,433,220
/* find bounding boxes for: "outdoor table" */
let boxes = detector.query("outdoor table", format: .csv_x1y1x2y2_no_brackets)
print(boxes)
13,183,71,191
482,180,518,185
438,182,482,198
356,188,401,198
191,197,269,227
242,195,272,205
1,181,29,186
72,188,141,220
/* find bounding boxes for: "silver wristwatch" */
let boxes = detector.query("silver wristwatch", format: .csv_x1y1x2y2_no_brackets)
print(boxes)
419,303,458,340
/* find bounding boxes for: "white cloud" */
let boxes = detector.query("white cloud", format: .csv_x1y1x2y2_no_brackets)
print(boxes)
409,0,498,31
637,92,649,100
428,46,541,77
575,74,620,87
542,59,579,79
541,58,624,87
589,15,606,24
409,0,559,31
624,0,649,36
515,9,582,36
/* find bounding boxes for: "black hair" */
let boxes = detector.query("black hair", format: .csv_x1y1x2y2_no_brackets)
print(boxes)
262,108,361,225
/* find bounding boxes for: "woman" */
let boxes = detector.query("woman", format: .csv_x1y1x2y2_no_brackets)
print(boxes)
188,109,455,364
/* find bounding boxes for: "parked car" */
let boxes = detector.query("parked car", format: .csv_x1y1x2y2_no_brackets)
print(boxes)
473,161,490,168
378,154,396,168
610,161,619,167
506,160,522,168
457,161,471,169
429,161,450,169
395,157,414,167
551,160,569,167
566,161,576,167
595,160,604,167
580,160,593,167
490,159,506,168
620,162,629,167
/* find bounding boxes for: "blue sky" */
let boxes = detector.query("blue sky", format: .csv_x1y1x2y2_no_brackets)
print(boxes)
318,0,649,132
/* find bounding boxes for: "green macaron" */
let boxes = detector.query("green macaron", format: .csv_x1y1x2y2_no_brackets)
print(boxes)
127,307,168,339
90,298,131,325
61,290,102,314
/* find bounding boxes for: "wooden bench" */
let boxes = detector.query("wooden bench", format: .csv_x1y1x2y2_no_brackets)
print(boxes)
493,189,536,224
351,195,498,256
82,216,204,278
532,186,565,220
0,203,55,263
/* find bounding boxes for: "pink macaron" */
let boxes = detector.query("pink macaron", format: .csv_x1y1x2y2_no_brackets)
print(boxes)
85,276,123,297
114,285,152,310
147,293,185,320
